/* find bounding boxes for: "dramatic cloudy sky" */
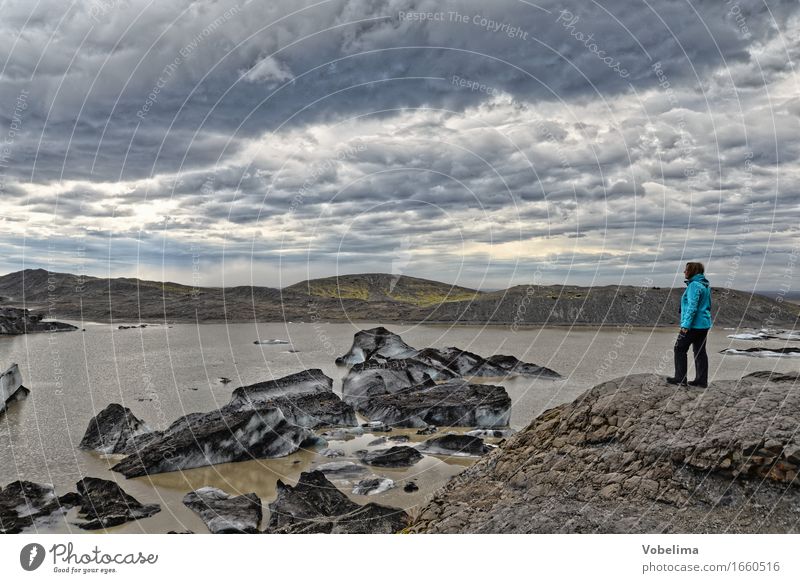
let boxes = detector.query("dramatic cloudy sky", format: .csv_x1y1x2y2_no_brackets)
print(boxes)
1,0,798,291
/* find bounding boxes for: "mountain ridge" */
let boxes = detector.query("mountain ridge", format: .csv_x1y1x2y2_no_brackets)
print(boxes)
0,269,796,328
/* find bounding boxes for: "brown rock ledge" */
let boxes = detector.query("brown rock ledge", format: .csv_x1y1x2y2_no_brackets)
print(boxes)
409,371,800,533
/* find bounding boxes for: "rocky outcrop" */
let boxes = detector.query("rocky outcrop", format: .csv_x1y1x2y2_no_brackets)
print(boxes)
79,403,151,454
354,378,511,428
336,327,417,365
339,328,555,429
721,347,800,357
111,406,319,478
266,471,409,533
352,477,395,496
81,370,357,477
340,328,560,381
1,363,29,415
74,477,160,530
1,477,158,533
466,428,515,439
342,355,457,407
411,346,560,379
183,487,262,533
410,371,800,533
0,307,77,335
0,481,77,534
229,369,356,428
317,461,368,477
416,434,492,457
361,446,423,467
727,329,800,341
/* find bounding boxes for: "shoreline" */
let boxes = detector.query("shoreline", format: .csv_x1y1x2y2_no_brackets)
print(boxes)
21,317,790,331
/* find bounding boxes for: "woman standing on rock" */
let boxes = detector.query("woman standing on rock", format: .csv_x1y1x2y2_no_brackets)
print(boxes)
667,262,712,388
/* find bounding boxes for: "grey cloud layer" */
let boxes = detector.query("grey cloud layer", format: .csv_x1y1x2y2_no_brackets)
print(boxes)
1,0,798,289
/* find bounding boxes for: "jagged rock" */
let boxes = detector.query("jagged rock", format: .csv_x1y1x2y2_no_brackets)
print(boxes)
412,347,560,379
410,371,800,534
111,406,319,478
339,328,559,383
466,428,516,439
335,327,417,365
320,448,345,458
403,482,419,493
74,477,160,530
228,369,356,428
388,435,410,443
320,426,365,440
0,481,78,534
267,471,409,533
84,370,357,476
416,434,491,457
355,379,511,428
182,487,262,533
338,329,553,430
361,421,392,432
721,347,800,357
1,363,29,415
368,437,387,446
361,446,423,467
417,425,438,435
79,403,151,454
352,477,395,496
317,462,368,477
727,329,800,341
342,355,457,407
0,307,77,335
342,348,556,411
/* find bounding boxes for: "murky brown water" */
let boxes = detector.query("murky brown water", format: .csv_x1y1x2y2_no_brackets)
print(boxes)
1,320,796,533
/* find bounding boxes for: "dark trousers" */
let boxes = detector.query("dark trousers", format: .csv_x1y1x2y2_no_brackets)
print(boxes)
673,328,709,384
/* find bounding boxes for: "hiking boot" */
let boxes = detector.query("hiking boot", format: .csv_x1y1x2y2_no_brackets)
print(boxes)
688,380,708,388
665,376,688,386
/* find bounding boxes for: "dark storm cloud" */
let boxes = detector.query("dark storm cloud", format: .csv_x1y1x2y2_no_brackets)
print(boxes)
2,0,799,289
1,0,791,183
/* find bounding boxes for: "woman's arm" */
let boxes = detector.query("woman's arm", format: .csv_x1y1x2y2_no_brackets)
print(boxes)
680,282,703,329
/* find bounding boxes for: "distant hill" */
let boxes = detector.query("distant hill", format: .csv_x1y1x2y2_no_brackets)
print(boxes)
285,273,480,307
0,269,796,329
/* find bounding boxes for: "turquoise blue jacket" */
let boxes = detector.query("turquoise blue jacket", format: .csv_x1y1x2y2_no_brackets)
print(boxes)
680,273,712,329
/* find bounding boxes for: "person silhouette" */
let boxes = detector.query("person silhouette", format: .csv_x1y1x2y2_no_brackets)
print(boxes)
667,262,712,388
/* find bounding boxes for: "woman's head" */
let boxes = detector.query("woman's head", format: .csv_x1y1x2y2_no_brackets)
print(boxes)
684,262,705,279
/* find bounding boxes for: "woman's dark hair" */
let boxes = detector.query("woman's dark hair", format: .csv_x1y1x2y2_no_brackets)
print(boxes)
685,262,705,278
